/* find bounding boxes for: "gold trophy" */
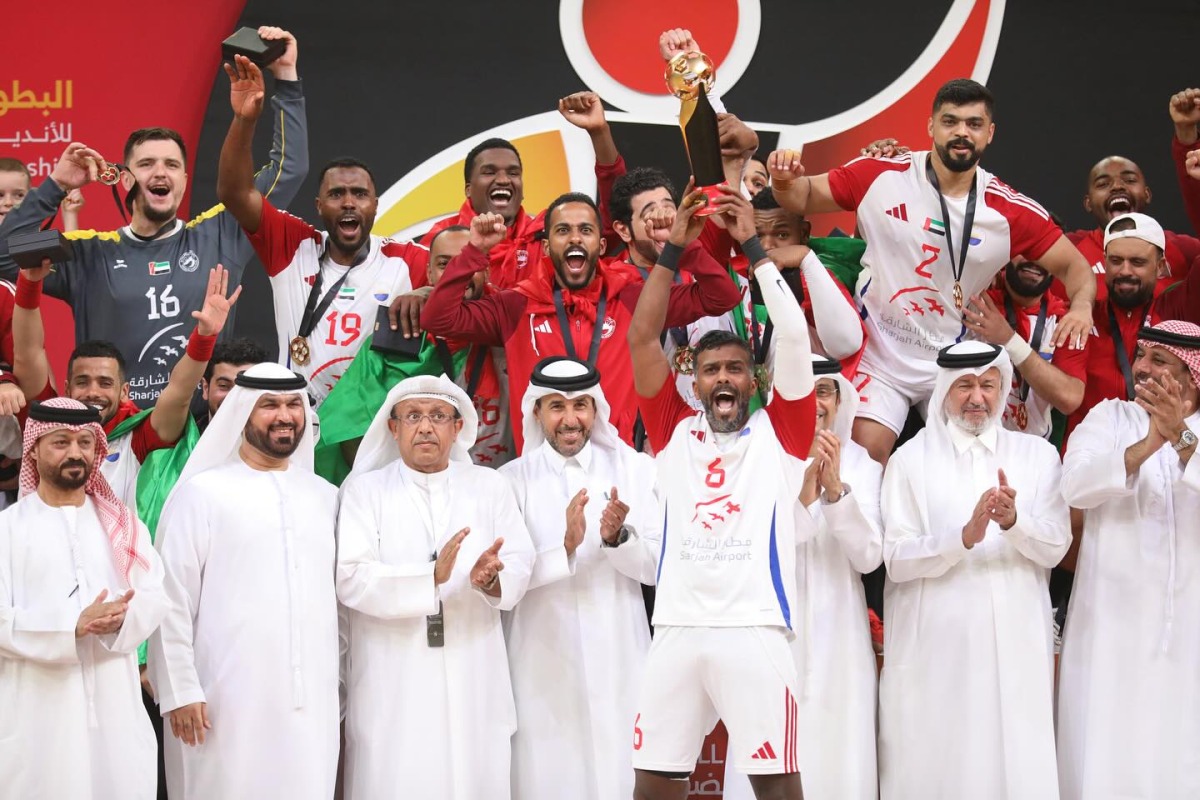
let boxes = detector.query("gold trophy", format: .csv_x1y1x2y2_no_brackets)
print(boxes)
664,50,724,216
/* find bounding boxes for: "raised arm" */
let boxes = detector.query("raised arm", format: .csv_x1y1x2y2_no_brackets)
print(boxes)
419,213,515,345
216,56,269,232
11,262,53,401
148,266,240,443
558,91,624,247
767,149,846,216
628,185,708,398
1169,87,1200,237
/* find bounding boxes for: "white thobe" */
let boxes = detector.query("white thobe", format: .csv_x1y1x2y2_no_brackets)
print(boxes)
724,440,883,800
0,494,168,799
499,440,661,800
336,458,535,800
879,424,1069,800
150,461,340,800
1058,401,1200,799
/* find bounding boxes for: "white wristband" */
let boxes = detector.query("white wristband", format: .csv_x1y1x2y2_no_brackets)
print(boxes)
1003,332,1034,365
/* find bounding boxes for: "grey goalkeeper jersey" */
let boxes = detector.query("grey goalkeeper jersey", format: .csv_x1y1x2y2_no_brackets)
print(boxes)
0,79,308,407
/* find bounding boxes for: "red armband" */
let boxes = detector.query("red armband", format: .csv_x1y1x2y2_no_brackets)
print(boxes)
14,274,43,310
186,330,217,362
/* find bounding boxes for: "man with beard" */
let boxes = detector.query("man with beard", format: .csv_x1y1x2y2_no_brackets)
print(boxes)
879,341,1070,800
1057,320,1200,800
960,256,1087,438
626,186,816,800
11,259,239,507
420,91,625,291
769,78,1095,466
0,398,169,798
421,192,742,453
315,225,513,482
500,357,661,800
198,338,269,433
336,374,533,799
149,364,340,800
1058,153,1200,306
1067,213,1200,443
0,26,308,406
216,55,426,406
723,354,883,800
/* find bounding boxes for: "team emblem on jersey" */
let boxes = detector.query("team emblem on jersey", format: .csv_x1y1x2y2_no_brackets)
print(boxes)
673,344,695,375
600,316,617,339
112,259,127,270
516,249,529,269
105,452,120,463
148,260,170,276
178,250,200,273
374,293,389,301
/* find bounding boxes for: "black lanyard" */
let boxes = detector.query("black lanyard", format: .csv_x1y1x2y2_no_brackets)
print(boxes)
925,158,977,309
297,269,352,339
749,314,774,366
1106,302,1137,401
434,339,489,399
1003,293,1049,401
553,287,607,365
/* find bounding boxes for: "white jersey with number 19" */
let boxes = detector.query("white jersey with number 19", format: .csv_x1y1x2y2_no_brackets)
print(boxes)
639,378,816,631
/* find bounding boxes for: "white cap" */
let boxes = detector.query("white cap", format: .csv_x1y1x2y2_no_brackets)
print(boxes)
1104,212,1166,252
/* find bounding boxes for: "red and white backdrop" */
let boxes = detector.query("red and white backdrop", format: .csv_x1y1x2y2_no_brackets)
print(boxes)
5,0,1195,793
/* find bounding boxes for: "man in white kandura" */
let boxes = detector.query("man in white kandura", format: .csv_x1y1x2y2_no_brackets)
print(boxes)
724,354,883,800
879,340,1070,800
500,356,662,800
336,373,534,799
150,364,340,800
1058,320,1200,800
0,398,169,798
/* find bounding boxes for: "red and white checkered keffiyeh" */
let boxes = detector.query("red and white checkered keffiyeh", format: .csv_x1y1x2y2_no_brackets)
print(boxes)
1138,320,1200,389
19,397,146,579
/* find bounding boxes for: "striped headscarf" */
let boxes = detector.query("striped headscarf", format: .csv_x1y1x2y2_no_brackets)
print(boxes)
19,398,146,578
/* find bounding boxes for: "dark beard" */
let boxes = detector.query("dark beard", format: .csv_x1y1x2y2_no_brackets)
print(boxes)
704,394,752,433
1004,262,1054,298
551,254,598,290
46,459,90,490
244,421,304,458
1109,282,1154,310
935,138,982,173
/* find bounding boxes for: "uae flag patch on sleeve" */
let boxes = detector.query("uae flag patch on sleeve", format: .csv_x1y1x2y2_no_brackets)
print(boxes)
149,260,171,276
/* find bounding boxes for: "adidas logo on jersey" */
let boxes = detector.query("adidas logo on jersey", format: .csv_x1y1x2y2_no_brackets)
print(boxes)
533,320,553,334
885,203,908,221
750,741,777,760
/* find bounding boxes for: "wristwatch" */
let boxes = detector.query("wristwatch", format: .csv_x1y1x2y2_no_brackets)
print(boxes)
602,525,632,548
1173,428,1198,452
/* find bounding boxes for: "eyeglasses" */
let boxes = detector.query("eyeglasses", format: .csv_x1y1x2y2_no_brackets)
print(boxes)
815,385,840,400
391,411,457,427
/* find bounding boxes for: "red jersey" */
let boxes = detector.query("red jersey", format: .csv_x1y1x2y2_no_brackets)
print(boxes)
1065,256,1200,445
420,242,743,453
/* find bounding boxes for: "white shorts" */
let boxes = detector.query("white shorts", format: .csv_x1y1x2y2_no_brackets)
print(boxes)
852,368,932,436
631,626,800,776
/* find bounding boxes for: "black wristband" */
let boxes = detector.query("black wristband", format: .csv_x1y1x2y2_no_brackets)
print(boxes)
657,242,685,273
741,236,769,267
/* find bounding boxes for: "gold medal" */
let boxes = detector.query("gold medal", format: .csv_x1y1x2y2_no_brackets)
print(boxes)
953,281,964,311
289,335,311,366
754,363,771,392
97,162,120,186
1015,401,1029,431
673,344,695,375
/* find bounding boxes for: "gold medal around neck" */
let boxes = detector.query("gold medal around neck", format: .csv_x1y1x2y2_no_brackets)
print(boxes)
953,281,964,312
673,344,695,375
289,336,311,366
1015,401,1029,431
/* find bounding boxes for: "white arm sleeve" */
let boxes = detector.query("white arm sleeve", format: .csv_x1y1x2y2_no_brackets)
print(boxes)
756,260,815,399
800,251,863,360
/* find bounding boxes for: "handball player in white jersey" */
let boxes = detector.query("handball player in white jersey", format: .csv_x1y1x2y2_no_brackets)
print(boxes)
626,183,816,800
769,79,1095,465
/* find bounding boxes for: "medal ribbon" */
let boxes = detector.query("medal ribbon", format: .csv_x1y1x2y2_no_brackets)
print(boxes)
1002,293,1049,402
925,157,977,308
